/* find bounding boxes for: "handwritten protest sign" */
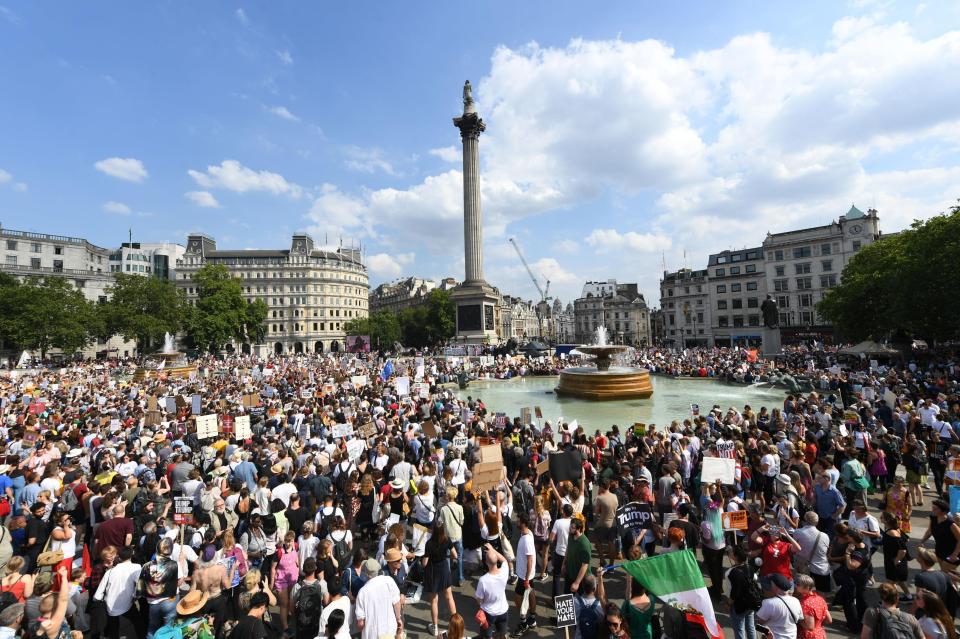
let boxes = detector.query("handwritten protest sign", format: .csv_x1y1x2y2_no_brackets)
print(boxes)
452,435,468,451
332,423,355,439
195,414,219,440
234,415,252,440
722,510,748,531
347,439,366,463
700,457,736,484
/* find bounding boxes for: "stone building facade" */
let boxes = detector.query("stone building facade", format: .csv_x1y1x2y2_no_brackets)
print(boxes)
707,247,767,347
573,280,651,346
177,233,368,355
659,269,711,348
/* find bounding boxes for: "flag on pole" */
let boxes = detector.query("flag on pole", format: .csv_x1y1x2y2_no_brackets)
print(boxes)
380,360,394,382
622,550,721,639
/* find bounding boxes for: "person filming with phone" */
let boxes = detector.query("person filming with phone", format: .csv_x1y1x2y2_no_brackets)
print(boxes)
750,522,801,589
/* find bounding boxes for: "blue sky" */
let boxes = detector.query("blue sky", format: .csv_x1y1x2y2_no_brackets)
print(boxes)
2,1,959,305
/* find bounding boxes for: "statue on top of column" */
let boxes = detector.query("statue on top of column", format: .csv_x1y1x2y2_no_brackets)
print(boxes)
463,80,475,114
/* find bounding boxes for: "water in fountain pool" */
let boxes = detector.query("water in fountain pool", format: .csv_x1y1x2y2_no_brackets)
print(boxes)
458,375,786,427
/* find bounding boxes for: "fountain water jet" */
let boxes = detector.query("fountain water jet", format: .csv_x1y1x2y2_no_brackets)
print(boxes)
555,327,653,400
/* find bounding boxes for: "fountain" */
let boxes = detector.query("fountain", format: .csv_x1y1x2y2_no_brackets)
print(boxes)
555,327,653,400
134,332,197,380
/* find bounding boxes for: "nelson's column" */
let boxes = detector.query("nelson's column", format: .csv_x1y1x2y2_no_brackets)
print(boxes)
450,80,499,344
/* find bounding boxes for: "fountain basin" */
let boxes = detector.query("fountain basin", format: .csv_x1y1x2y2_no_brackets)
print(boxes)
556,365,653,401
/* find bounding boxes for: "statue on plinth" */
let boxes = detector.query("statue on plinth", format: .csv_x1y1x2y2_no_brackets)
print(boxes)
761,294,779,329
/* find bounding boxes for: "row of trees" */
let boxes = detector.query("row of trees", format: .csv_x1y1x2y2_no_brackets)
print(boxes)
818,202,960,343
343,289,456,349
0,265,267,358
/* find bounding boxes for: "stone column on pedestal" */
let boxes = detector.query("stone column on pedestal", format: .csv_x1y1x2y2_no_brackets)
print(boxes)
454,80,486,285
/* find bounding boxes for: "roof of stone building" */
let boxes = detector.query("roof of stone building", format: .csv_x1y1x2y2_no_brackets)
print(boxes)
846,204,865,220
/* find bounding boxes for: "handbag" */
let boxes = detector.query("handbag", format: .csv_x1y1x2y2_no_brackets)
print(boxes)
499,531,515,562
37,533,64,568
0,498,10,518
475,609,489,630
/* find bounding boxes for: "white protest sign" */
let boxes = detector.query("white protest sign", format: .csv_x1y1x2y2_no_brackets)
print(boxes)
716,441,736,459
332,423,355,439
394,376,410,397
347,438,366,463
452,435,468,451
700,457,737,484
195,414,219,440
234,415,252,439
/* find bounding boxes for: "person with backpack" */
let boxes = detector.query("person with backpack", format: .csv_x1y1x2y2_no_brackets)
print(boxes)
291,557,325,639
755,573,804,639
726,545,762,639
859,582,923,639
570,575,603,639
326,516,354,577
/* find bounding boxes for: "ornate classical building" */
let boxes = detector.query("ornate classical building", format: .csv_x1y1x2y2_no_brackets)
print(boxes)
177,233,368,355
573,280,651,346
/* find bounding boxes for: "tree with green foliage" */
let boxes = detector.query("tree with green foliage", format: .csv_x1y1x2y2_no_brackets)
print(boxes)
182,264,269,353
2,276,97,358
818,202,960,343
343,310,402,350
99,274,185,353
398,289,456,347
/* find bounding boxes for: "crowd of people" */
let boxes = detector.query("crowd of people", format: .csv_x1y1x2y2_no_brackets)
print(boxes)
0,345,957,639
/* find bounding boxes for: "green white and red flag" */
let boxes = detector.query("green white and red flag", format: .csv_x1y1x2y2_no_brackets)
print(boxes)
622,550,721,639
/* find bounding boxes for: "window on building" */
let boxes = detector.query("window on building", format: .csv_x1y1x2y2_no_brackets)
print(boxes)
668,315,675,325
777,295,790,308
820,274,837,288
748,314,760,326
716,256,728,264
717,300,728,310
795,263,811,274
716,285,726,293
796,277,812,290
779,312,792,326
746,281,758,291
821,243,832,255
774,250,784,261
730,266,741,275
4,255,15,265
53,260,63,272
821,260,833,271
773,279,789,292
793,246,812,258
75,279,84,288
745,264,756,273
800,311,814,324
733,316,744,327
731,253,743,262
30,258,40,269
717,316,729,327
684,287,690,294
799,293,814,307
732,299,743,309
667,289,673,297
731,283,741,292
715,268,725,276
775,266,785,277
30,242,41,253
697,312,704,323
852,241,862,250
5,240,16,250
747,297,759,308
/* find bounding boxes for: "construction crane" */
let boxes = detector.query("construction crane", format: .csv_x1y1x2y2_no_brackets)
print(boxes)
508,237,553,342
508,237,550,303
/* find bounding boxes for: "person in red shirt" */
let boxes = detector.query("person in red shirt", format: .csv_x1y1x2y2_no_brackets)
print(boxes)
750,523,802,584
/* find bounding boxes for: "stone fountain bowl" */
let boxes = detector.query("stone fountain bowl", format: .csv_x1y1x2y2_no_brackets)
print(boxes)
576,345,631,357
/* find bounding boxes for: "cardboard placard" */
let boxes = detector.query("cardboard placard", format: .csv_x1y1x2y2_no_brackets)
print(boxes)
480,444,502,464
173,496,194,525
721,510,749,531
358,422,378,438
451,436,468,451
347,439,366,463
548,449,583,483
144,410,162,427
422,421,438,438
332,423,355,439
633,422,646,436
242,393,260,408
521,407,531,425
472,461,502,492
535,406,543,419
234,415,252,440
700,457,737,484
195,414,219,440
24,428,40,445
555,594,576,628
536,459,549,476
148,395,158,411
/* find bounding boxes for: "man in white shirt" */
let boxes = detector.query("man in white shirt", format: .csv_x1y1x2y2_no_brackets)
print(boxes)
549,504,573,600
93,546,142,635
756,573,803,639
918,400,940,426
355,559,402,639
511,515,538,636
847,501,881,552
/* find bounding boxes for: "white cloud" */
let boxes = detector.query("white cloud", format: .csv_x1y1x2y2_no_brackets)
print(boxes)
188,160,302,197
367,252,415,279
343,146,397,175
235,8,249,24
276,49,293,65
185,191,221,208
268,105,300,122
585,229,672,253
0,169,10,183
428,146,459,163
553,239,580,255
12,182,26,192
94,157,148,182
103,201,132,215
0,169,27,192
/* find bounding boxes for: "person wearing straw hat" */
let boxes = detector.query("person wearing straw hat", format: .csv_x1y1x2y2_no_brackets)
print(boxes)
153,589,213,639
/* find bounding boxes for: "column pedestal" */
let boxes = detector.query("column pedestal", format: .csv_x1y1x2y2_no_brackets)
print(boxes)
762,327,782,357
450,281,499,345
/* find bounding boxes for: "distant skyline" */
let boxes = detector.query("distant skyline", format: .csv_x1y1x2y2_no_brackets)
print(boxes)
1,2,959,306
